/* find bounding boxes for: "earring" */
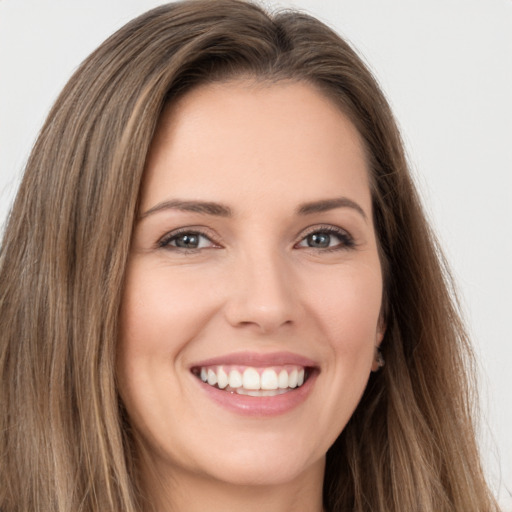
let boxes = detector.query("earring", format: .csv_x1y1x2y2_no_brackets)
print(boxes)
372,347,385,372
376,348,385,368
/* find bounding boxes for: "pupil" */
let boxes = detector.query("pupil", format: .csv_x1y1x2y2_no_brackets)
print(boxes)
176,234,199,248
308,233,330,248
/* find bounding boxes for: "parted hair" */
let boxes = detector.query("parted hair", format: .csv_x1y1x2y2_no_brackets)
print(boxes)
0,1,499,511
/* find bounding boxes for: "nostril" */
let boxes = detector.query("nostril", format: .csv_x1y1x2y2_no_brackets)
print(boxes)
222,263,298,332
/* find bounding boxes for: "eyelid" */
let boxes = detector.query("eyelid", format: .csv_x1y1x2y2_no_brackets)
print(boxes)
157,226,222,250
155,223,355,252
294,224,356,250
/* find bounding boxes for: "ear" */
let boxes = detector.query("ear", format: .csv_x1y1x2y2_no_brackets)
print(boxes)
376,313,386,346
371,347,385,372
371,316,386,372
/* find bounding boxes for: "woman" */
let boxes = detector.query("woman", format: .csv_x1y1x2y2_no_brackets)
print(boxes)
0,1,500,510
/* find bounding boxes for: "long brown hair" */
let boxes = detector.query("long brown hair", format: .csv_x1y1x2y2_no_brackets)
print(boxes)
0,1,499,510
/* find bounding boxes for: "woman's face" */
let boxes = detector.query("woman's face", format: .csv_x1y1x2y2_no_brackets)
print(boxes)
117,80,384,490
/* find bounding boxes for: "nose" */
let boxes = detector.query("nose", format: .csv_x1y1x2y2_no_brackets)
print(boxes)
223,250,298,335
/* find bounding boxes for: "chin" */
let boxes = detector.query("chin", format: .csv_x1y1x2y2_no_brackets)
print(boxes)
190,440,325,488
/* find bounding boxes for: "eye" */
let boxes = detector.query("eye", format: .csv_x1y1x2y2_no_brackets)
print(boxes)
158,230,217,250
296,227,355,250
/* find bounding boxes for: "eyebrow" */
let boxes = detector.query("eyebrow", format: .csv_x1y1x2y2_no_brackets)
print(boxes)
140,199,232,219
140,196,367,221
297,197,368,221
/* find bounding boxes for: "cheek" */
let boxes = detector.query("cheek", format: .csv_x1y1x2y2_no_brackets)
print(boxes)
116,262,219,446
290,262,383,448
307,262,383,348
116,263,210,417
118,262,220,359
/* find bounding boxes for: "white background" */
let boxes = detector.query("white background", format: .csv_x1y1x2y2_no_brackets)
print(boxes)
1,0,511,508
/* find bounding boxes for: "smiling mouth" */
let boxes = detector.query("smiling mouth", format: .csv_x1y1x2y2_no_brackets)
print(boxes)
191,365,312,397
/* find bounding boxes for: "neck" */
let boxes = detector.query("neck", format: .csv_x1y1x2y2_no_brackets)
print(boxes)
140,456,325,512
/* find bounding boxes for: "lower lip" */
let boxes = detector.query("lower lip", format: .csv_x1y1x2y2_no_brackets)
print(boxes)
194,371,318,417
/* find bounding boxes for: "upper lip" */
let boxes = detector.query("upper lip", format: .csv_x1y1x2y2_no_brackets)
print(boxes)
190,351,318,369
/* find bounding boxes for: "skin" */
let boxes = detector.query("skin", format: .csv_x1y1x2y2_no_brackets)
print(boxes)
117,79,384,512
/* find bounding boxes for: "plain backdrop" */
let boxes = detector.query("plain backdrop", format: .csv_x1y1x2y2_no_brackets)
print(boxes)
1,0,511,508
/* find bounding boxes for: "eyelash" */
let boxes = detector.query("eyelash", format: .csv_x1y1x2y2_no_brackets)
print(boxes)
296,225,356,252
157,227,218,251
157,225,356,252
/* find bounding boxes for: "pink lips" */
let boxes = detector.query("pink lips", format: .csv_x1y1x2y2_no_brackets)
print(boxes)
190,351,319,417
192,351,317,368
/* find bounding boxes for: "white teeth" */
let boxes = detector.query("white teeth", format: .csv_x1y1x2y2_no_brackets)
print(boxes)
236,388,289,396
261,368,278,390
217,367,229,389
288,369,298,388
242,368,260,390
228,369,242,388
207,369,217,386
298,368,305,386
278,369,288,389
196,365,310,393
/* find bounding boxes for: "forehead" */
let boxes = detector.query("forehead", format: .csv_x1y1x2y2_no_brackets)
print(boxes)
141,79,371,213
